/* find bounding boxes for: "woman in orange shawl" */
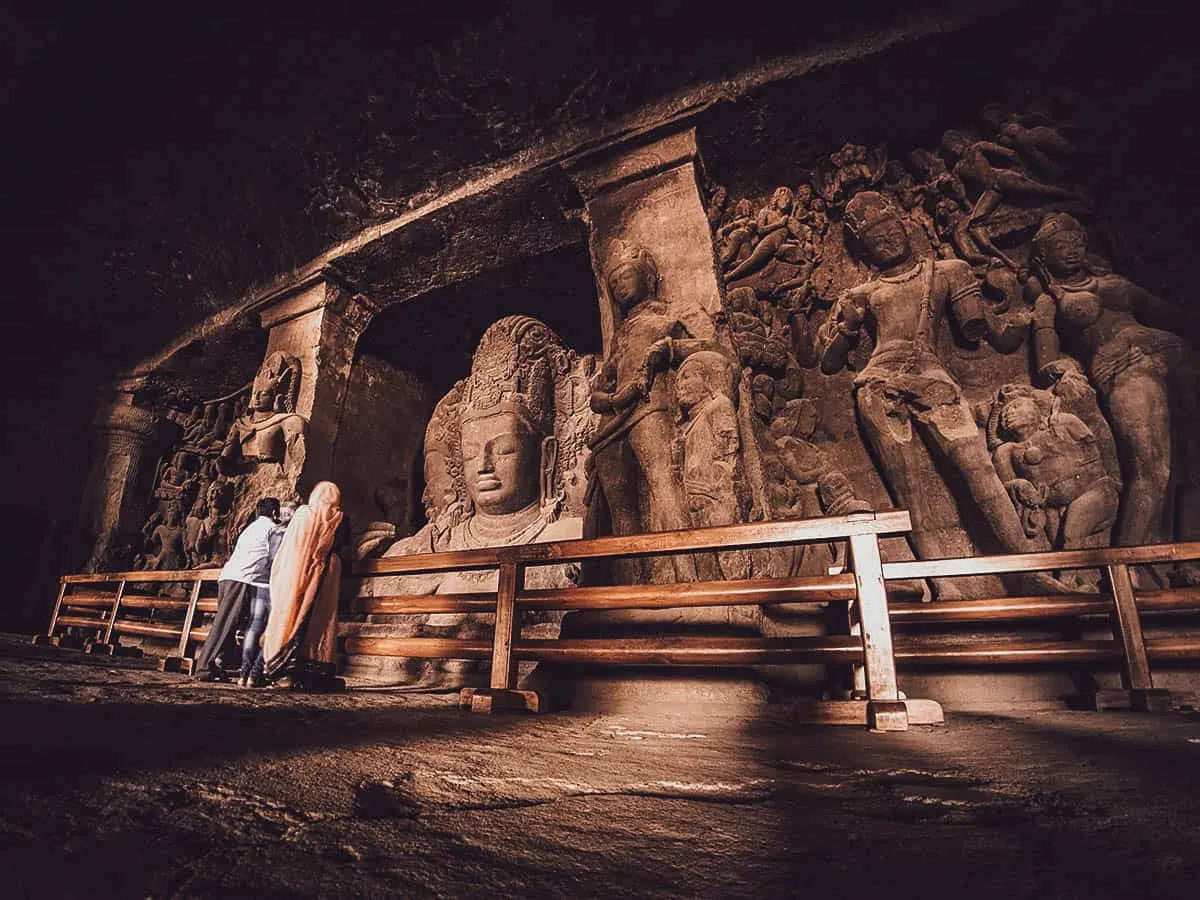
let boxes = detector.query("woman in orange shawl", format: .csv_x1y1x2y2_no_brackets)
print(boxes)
262,481,345,691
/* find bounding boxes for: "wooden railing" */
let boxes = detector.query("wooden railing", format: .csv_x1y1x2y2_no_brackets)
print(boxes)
349,511,920,729
880,543,1200,710
39,514,1200,725
35,568,222,672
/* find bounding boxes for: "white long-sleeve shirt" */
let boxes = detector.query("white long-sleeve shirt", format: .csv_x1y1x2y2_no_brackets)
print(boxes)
219,516,277,587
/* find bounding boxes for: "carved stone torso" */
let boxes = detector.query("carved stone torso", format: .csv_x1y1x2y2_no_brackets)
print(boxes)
610,305,687,410
1004,416,1107,507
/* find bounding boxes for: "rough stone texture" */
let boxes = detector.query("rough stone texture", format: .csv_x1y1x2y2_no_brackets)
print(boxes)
4,637,1200,897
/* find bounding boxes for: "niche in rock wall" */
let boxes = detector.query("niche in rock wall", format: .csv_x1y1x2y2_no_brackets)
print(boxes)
348,244,602,541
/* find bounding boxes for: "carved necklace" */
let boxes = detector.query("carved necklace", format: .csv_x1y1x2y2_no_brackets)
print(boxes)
879,258,925,284
463,501,553,547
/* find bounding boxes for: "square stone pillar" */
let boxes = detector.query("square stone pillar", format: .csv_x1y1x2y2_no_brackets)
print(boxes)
77,380,160,572
566,128,769,522
255,270,381,497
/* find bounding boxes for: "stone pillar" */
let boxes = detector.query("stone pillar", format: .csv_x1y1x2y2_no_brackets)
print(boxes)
78,382,160,572
256,270,381,497
551,129,769,713
567,128,771,523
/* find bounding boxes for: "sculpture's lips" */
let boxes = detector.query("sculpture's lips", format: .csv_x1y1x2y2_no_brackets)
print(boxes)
475,477,503,491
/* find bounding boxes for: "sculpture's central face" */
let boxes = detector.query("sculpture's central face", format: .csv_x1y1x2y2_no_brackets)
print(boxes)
608,264,649,310
422,450,458,520
860,215,911,267
1000,398,1040,440
460,412,542,516
1040,231,1087,279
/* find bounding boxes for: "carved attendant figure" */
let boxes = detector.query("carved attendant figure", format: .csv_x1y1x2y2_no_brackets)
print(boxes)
988,386,1120,568
588,240,715,581
675,350,749,580
1029,213,1198,553
816,191,1069,592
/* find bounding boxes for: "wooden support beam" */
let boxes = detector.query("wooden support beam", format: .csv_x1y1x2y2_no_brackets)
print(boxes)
849,533,906,732
490,563,523,691
343,637,493,659
42,580,67,641
1106,563,1154,690
99,579,127,647
176,580,204,659
358,511,913,576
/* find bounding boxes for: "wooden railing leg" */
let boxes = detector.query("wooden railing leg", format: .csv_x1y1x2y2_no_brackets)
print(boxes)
849,534,907,732
32,580,69,647
1102,563,1172,712
162,579,203,675
87,579,127,656
466,562,539,714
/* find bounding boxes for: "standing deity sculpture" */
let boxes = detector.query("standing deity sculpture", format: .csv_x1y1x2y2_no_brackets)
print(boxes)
586,240,725,582
1027,213,1200,574
815,191,1071,594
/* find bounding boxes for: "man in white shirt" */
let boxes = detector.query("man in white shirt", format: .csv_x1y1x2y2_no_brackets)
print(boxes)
194,497,280,682
238,500,297,687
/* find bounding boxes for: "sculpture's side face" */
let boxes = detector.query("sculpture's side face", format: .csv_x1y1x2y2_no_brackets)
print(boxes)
460,411,542,516
422,449,460,520
1000,397,1040,441
675,360,710,412
1039,230,1088,279
859,214,911,268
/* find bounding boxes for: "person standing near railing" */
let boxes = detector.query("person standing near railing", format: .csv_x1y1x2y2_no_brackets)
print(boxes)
262,482,346,692
237,499,297,687
193,497,281,682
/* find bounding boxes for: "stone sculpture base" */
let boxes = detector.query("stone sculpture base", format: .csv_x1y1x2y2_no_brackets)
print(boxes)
525,665,771,716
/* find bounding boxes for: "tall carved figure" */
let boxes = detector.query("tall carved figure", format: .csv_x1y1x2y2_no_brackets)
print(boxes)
816,191,1066,593
587,240,723,582
1028,213,1199,556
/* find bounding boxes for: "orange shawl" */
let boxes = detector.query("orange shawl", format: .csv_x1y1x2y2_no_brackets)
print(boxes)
263,482,344,678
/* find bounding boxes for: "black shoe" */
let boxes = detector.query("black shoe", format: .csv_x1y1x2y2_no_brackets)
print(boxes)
197,668,228,683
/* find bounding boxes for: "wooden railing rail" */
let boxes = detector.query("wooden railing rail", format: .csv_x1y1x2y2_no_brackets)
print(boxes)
880,542,1200,711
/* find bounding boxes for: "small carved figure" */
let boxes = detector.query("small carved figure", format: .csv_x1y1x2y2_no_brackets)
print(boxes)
987,386,1120,575
184,495,208,567
815,191,1072,593
813,143,887,205
144,504,186,571
716,199,758,270
726,187,797,282
940,128,1089,272
674,350,749,580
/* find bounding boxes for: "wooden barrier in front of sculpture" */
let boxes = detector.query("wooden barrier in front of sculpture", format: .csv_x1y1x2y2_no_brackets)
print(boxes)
35,568,222,673
351,510,925,731
881,542,1200,712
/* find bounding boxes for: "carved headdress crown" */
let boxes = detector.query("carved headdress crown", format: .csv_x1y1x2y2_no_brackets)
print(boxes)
603,238,660,292
842,190,899,240
460,315,566,435
1033,212,1085,246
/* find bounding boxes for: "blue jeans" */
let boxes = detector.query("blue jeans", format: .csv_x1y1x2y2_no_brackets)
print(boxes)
239,587,271,682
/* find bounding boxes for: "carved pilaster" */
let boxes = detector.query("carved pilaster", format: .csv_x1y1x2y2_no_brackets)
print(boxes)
79,388,161,572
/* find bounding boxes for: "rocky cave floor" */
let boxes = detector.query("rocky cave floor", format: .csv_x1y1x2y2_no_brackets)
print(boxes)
2,635,1200,898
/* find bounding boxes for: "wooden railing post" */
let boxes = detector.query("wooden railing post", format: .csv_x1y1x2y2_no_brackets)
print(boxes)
465,561,538,714
849,533,907,731
1104,563,1172,712
490,561,523,691
160,578,204,675
32,580,70,646
87,579,127,656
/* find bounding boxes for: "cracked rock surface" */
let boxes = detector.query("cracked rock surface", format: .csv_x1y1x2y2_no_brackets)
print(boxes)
3,636,1200,897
